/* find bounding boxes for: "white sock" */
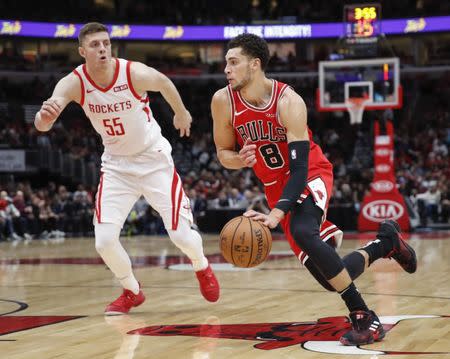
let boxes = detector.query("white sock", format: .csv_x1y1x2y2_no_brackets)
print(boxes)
192,256,209,272
119,274,140,295
95,223,140,294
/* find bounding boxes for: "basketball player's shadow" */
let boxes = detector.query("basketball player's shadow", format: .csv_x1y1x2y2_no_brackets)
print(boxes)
104,315,147,359
104,314,222,359
194,316,221,359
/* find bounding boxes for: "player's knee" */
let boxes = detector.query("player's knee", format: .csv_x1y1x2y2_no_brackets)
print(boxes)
290,221,317,251
94,223,121,254
167,227,197,248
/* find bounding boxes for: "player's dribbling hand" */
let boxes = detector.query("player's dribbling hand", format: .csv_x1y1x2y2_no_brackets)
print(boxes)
39,98,63,125
243,209,280,229
239,138,257,167
173,110,192,137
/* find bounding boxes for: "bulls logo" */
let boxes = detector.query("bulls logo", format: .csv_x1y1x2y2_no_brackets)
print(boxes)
129,315,449,355
362,200,404,221
0,299,83,339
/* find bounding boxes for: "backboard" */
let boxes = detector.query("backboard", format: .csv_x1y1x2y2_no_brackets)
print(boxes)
317,57,402,113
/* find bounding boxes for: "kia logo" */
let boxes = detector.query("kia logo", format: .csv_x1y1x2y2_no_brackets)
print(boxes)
375,148,390,156
375,164,390,173
362,200,404,221
371,180,394,193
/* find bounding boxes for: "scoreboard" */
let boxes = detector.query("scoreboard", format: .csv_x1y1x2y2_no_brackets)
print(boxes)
344,3,382,39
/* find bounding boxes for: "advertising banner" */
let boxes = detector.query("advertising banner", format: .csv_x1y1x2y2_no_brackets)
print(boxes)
0,16,449,41
358,120,410,231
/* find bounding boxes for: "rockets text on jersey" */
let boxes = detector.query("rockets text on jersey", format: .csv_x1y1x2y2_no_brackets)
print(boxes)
73,58,163,156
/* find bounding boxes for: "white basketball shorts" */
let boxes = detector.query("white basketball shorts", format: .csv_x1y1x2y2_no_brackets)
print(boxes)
93,136,193,230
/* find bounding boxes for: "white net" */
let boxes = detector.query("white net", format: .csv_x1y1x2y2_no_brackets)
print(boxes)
346,98,371,125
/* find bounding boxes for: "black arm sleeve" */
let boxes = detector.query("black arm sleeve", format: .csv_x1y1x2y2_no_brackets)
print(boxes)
274,140,309,214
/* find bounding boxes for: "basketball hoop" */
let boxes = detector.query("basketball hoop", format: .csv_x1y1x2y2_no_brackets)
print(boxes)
346,97,371,125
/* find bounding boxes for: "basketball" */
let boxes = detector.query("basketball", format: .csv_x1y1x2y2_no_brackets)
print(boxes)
219,216,272,268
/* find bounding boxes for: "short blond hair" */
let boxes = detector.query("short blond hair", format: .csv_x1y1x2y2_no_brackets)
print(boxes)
78,22,108,45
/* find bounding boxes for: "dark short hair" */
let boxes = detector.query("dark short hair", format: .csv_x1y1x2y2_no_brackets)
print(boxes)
78,22,109,46
227,33,270,70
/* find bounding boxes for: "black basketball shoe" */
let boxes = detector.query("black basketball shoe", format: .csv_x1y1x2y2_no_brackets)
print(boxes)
340,310,385,346
378,220,417,273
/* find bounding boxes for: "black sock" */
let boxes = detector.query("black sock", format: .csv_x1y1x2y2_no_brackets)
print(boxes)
339,282,369,312
359,236,393,265
343,251,366,280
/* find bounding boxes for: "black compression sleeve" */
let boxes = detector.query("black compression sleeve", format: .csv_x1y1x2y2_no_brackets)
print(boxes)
274,140,309,214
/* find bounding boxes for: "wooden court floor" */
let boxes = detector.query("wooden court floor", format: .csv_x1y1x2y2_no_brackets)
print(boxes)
0,230,449,358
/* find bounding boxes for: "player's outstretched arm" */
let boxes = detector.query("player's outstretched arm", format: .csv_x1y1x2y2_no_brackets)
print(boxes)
130,62,191,137
211,88,256,169
34,73,80,132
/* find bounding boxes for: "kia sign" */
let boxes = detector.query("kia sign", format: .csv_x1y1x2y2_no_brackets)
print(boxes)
362,200,404,222
372,180,394,193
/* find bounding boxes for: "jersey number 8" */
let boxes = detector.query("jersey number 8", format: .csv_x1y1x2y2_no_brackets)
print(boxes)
259,143,284,169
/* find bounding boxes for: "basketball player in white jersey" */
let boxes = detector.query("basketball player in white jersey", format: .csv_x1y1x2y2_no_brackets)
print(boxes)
34,22,219,314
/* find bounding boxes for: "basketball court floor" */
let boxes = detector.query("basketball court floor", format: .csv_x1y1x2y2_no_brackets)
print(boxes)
0,230,449,358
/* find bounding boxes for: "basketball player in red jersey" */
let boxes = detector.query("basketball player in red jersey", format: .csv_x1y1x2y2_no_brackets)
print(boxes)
34,23,219,315
211,33,417,346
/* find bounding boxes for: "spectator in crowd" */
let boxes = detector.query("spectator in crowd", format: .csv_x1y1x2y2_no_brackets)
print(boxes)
0,190,22,241
416,185,441,225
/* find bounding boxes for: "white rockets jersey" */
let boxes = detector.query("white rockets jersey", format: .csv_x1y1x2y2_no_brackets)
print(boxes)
73,58,163,156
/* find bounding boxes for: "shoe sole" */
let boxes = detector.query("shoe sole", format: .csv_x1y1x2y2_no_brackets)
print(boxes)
394,239,417,273
104,295,146,316
340,330,386,346
383,220,417,274
104,311,127,316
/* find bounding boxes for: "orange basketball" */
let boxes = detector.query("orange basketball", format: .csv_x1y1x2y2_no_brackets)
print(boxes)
219,216,272,268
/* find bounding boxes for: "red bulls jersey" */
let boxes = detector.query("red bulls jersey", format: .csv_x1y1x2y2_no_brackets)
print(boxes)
227,80,333,190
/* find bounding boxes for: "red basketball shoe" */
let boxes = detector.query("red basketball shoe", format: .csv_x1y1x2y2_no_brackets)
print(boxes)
379,220,417,273
340,310,385,346
105,286,145,315
195,265,220,302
